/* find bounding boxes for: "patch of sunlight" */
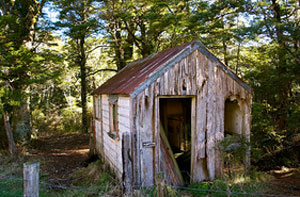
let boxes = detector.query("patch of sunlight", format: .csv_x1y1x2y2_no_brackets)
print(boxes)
233,175,250,184
274,166,292,173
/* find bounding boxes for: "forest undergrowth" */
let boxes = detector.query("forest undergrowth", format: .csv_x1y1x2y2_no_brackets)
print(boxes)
1,132,300,196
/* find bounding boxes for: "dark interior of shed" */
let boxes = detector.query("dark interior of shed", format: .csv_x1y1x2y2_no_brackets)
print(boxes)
159,98,192,184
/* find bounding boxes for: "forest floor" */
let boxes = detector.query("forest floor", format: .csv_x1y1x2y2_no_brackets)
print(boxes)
26,132,90,185
267,168,300,196
1,132,300,196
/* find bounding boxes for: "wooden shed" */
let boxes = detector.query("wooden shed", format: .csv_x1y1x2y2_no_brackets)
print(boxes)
92,40,252,188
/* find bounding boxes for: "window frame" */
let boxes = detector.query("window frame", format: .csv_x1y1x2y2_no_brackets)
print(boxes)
94,96,101,120
108,97,119,140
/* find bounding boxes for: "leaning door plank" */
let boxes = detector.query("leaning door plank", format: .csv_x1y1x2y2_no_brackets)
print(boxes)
160,124,184,185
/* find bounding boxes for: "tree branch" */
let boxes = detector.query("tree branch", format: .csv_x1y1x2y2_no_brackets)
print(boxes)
284,45,300,64
86,45,112,54
123,19,143,51
87,68,118,77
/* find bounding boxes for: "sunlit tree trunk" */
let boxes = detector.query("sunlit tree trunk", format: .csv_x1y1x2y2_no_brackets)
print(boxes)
3,111,16,155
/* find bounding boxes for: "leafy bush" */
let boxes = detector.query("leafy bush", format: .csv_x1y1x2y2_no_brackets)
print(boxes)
188,170,270,196
31,106,93,135
217,133,250,178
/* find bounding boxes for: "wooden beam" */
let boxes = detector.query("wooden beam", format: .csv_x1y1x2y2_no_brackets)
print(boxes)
122,132,132,193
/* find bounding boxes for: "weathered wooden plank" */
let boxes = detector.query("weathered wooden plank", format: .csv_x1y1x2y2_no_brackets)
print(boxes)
192,53,209,182
118,97,130,107
178,59,184,95
140,85,155,186
102,104,109,112
154,82,160,184
117,107,130,116
118,115,130,128
164,71,169,95
122,132,132,193
206,60,217,180
169,66,175,95
174,63,179,95
134,94,142,186
119,123,130,133
190,52,197,95
129,97,138,186
184,57,189,75
159,72,165,95
214,70,224,177
160,124,184,185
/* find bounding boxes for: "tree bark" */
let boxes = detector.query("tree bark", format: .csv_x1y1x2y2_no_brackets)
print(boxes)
80,36,88,133
3,111,16,155
11,102,31,141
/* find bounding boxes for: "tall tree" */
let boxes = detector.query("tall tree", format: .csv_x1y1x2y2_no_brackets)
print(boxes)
54,0,101,133
101,0,192,70
247,0,299,130
0,0,60,152
240,0,300,167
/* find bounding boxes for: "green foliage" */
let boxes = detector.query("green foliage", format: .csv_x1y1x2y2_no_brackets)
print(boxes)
188,170,270,196
217,133,250,177
71,160,118,186
32,105,91,134
0,178,23,197
0,0,62,147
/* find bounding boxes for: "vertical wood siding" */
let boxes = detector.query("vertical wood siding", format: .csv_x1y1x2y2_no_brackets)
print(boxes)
132,49,252,186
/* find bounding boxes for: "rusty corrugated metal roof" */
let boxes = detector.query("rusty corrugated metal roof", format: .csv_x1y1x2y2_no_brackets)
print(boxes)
92,41,193,96
92,40,251,97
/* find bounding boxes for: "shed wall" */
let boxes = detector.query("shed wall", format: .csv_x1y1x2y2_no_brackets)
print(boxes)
133,49,251,186
94,95,131,179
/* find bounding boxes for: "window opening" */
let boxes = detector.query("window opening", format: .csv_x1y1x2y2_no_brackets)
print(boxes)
224,99,242,136
224,98,244,177
109,101,118,139
96,96,101,119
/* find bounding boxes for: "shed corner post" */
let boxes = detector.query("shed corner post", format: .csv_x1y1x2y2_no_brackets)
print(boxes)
122,131,133,193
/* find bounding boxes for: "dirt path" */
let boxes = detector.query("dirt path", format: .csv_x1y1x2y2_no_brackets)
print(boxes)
26,133,90,185
267,168,300,196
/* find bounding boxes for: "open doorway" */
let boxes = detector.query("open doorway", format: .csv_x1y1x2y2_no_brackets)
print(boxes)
159,97,192,184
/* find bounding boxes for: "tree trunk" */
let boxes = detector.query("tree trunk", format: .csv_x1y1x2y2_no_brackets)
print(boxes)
11,102,31,141
3,111,16,155
272,0,290,130
80,36,88,133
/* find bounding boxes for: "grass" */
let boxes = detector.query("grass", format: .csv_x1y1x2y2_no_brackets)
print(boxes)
0,152,120,197
187,170,271,196
0,151,288,197
0,178,23,197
